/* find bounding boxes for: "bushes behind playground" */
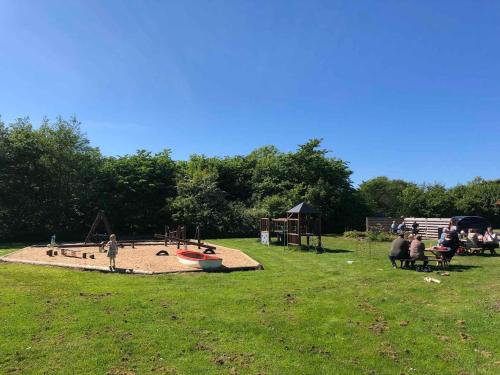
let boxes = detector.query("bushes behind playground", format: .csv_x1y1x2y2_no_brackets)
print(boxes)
0,116,498,242
343,230,396,242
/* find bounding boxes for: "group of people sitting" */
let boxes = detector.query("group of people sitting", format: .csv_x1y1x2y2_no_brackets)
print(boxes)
389,220,498,269
389,233,434,270
389,224,461,270
451,227,498,255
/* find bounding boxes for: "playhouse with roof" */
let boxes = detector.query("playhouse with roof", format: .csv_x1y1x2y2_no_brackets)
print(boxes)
260,202,322,249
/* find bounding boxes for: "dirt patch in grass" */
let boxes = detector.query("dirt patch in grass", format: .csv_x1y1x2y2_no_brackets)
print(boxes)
309,345,331,357
194,342,213,352
378,342,398,361
369,316,388,335
474,349,492,358
358,300,377,313
212,353,255,368
459,332,473,342
107,368,136,375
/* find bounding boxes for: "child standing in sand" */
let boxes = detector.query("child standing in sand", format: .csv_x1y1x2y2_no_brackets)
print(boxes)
106,234,119,270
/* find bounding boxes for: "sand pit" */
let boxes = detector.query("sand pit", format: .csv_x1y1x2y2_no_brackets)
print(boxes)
0,242,262,274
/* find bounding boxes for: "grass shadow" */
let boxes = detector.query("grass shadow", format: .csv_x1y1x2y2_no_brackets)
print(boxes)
321,248,353,254
398,264,482,273
447,264,482,272
471,253,499,257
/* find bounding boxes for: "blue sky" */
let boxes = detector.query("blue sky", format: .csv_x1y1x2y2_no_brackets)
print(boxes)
0,0,499,186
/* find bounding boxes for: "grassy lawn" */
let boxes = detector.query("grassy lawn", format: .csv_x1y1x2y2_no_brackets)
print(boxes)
0,237,499,374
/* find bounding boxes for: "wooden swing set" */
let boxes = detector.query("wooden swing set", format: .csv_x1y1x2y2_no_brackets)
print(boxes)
154,225,216,254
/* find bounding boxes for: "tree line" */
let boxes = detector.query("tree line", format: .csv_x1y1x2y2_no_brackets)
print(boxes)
0,117,498,241
359,176,500,227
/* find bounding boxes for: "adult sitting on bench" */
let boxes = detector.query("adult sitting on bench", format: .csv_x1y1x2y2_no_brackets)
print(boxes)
483,227,498,255
410,234,428,268
389,233,410,269
434,230,460,261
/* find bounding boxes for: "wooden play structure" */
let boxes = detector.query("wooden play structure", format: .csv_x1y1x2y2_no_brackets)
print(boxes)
154,225,216,254
260,202,322,249
85,210,113,243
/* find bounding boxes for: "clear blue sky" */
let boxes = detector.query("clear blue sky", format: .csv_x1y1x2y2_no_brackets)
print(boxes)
0,0,498,186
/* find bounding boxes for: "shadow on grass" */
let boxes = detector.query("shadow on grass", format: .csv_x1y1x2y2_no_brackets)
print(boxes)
398,264,482,273
322,248,353,254
286,246,353,254
447,264,482,272
469,253,499,257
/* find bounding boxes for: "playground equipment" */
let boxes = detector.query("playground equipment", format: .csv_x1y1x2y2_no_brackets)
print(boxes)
176,250,223,270
260,202,322,250
85,210,113,243
60,248,95,259
154,225,216,254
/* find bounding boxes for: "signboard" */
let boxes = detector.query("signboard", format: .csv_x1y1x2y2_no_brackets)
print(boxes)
260,232,269,245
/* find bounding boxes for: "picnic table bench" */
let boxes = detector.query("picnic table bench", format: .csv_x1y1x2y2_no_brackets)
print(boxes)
397,247,452,270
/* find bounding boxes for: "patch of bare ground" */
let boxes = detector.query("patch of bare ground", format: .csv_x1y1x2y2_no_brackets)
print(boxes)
212,352,255,368
369,316,389,335
378,342,398,362
473,349,492,358
358,300,377,313
309,345,331,357
459,332,473,342
107,368,136,375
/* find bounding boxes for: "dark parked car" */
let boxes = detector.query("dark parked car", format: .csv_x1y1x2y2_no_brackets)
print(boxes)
451,216,491,234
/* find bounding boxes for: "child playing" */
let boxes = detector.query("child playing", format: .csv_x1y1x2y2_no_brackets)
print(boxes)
106,234,119,270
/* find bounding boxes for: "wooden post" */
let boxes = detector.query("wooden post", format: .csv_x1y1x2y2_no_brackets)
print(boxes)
318,216,322,248
298,213,302,246
176,225,181,249
183,226,187,250
196,225,201,249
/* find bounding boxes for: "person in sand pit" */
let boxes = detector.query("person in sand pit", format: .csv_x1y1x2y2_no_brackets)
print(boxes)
106,234,119,270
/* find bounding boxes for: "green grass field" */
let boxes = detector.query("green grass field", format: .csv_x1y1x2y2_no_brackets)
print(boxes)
0,237,499,374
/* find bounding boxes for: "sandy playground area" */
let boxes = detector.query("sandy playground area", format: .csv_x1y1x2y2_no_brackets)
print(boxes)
0,242,262,274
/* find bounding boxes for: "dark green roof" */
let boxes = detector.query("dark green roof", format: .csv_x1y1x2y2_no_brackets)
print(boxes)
287,202,320,214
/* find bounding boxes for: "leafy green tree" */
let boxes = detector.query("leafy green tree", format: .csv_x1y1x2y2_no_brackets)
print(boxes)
0,117,101,240
171,169,233,236
94,150,177,236
359,177,414,217
450,178,500,226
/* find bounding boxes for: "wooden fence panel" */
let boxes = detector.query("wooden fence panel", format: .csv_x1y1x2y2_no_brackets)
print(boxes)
366,217,451,239
403,217,450,239
365,217,401,232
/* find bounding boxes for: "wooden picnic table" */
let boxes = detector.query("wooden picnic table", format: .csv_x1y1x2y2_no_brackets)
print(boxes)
424,247,453,269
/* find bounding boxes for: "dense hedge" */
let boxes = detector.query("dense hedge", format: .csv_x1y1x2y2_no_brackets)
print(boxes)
0,117,367,241
1,117,498,242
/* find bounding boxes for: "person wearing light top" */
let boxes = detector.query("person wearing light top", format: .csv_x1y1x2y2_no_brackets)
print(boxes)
106,234,119,269
409,234,428,267
390,220,397,234
482,227,498,255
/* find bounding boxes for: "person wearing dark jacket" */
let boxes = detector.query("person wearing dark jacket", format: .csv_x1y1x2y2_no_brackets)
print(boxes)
389,234,410,268
440,230,460,260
